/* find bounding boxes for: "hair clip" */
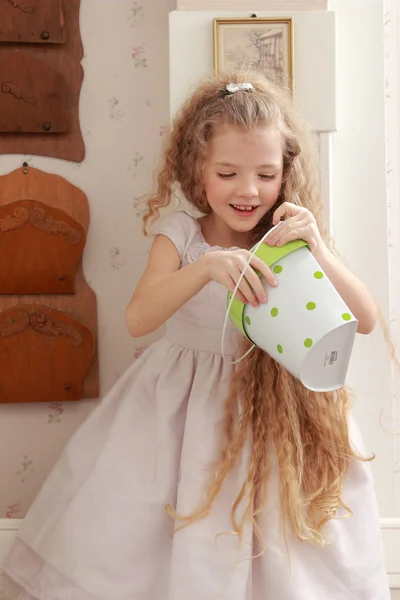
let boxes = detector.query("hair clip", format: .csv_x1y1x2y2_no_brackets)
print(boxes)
225,83,254,94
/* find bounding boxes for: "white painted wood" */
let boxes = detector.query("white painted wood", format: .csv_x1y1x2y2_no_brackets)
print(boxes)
0,520,19,566
327,0,395,517
391,577,400,591
169,10,336,132
384,0,400,522
318,133,332,234
177,0,327,10
382,519,400,587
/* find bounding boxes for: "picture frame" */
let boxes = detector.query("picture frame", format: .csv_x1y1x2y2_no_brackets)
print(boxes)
213,17,294,92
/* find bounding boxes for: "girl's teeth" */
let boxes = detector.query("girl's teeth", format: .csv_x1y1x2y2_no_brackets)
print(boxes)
233,205,255,211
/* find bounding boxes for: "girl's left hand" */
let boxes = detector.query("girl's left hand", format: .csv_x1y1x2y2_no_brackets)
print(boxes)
265,202,324,255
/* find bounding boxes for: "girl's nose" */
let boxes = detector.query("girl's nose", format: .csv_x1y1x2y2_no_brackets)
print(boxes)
236,181,259,199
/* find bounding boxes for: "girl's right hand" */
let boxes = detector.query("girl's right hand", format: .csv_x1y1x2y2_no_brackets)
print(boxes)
201,249,277,307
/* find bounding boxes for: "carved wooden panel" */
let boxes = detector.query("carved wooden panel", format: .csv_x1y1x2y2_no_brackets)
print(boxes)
0,166,99,400
0,51,70,133
0,304,95,403
0,0,84,162
0,0,66,44
0,199,86,294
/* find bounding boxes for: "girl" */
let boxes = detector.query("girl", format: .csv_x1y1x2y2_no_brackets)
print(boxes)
3,72,389,600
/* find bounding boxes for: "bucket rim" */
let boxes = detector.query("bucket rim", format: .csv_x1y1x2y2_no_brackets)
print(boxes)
227,238,308,339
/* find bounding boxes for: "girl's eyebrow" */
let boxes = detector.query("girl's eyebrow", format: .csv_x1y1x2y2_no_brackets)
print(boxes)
214,161,281,168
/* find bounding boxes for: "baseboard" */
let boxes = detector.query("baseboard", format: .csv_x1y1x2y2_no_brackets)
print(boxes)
0,519,20,567
381,519,400,589
0,518,399,588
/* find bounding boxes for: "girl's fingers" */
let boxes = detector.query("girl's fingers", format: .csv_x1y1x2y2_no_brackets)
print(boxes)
250,256,278,289
226,276,248,305
240,265,268,304
267,217,310,246
226,252,280,305
264,223,285,246
275,221,315,247
272,202,303,225
277,231,318,253
231,266,260,306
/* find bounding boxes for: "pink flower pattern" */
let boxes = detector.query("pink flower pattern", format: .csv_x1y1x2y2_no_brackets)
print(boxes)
48,402,64,424
6,502,21,519
132,45,148,68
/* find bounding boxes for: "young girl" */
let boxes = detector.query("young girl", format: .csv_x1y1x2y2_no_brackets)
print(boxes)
3,72,390,600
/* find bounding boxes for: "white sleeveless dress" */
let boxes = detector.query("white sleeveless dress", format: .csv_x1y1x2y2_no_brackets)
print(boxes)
2,211,390,600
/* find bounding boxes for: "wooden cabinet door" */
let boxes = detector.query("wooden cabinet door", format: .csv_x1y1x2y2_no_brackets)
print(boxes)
0,305,95,403
0,200,86,294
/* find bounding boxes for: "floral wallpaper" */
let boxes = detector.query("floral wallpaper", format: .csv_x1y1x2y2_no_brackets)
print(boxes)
0,0,175,518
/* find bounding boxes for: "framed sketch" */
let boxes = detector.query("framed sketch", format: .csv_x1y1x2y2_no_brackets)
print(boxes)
213,17,294,92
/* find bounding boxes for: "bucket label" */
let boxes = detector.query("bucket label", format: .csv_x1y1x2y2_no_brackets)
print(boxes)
324,350,339,367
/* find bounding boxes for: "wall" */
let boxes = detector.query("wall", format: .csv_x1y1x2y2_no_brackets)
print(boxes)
0,0,175,519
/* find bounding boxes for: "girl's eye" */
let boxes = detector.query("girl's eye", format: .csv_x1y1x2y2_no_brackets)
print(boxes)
259,174,276,180
217,173,235,179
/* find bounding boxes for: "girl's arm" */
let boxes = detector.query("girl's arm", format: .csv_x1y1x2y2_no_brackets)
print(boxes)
266,202,377,335
312,244,377,335
126,234,279,338
125,235,210,337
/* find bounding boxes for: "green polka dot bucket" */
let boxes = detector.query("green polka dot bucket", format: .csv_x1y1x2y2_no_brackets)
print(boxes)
227,240,358,392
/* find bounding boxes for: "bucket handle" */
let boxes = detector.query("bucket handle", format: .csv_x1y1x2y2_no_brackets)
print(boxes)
221,229,273,364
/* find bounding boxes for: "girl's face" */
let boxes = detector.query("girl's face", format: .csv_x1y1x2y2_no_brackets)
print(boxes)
203,123,283,234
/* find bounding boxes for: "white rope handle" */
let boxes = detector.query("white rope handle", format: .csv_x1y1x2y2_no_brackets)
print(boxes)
221,228,275,364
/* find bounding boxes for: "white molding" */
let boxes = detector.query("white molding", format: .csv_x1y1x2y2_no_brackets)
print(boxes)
0,521,19,568
176,0,328,9
0,519,399,588
382,518,400,588
0,521,19,531
318,132,332,236
384,0,400,517
382,518,400,528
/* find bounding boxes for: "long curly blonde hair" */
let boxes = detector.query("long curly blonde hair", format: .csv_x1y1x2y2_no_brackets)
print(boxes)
143,71,369,546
